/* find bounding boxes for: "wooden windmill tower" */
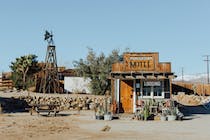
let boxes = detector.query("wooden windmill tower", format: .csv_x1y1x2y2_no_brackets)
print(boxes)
39,31,60,93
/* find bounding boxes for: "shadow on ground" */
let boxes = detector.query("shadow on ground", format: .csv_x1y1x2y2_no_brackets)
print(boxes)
179,103,210,117
0,97,29,113
38,113,71,117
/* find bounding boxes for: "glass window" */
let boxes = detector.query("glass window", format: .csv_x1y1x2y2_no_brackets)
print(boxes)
154,86,162,96
153,81,162,96
143,85,151,96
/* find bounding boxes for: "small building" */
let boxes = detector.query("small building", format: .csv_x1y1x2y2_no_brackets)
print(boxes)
110,52,175,113
64,77,91,94
0,72,13,90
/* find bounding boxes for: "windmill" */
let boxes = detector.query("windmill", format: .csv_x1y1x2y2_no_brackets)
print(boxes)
39,30,60,93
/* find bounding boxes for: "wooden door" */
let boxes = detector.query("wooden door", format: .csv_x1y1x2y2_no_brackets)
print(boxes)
120,80,133,113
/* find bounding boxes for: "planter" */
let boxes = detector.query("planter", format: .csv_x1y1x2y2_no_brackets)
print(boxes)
167,115,176,121
95,115,104,120
160,116,167,121
104,114,112,121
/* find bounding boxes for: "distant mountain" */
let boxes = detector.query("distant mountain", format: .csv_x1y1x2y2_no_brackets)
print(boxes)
174,73,209,83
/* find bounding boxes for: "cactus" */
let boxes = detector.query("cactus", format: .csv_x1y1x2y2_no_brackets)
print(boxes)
143,102,150,121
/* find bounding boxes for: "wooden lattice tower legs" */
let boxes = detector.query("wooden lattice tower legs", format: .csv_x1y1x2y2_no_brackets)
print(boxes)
39,45,60,93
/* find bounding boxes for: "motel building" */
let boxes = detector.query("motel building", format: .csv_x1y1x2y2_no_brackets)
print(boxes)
110,52,176,113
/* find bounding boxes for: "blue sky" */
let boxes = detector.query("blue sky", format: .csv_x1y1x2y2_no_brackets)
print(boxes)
0,0,210,76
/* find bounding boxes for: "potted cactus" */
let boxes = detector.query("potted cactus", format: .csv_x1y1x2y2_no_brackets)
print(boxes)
160,110,167,121
104,112,112,121
96,111,104,120
143,103,150,121
167,110,177,121
104,96,112,121
167,102,177,121
95,105,104,120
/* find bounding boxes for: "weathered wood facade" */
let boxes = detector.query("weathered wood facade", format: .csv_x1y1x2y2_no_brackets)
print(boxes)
173,82,210,96
0,72,13,90
110,52,175,113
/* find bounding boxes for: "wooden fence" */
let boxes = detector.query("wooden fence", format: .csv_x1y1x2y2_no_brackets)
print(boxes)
172,82,210,96
0,80,13,90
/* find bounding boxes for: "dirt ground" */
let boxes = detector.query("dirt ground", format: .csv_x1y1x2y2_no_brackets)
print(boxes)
0,110,210,140
1,91,210,140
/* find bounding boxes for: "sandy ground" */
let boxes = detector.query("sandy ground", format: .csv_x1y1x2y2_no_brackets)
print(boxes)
1,91,210,140
0,110,210,140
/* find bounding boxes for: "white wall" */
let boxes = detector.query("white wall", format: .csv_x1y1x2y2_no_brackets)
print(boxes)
64,77,91,94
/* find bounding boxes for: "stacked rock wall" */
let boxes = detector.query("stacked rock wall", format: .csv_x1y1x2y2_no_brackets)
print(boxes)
0,94,109,113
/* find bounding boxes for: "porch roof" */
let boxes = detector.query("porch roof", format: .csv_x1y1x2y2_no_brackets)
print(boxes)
109,71,176,80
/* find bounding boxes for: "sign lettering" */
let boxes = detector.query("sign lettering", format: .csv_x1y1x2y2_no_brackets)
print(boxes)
144,81,161,86
128,56,154,70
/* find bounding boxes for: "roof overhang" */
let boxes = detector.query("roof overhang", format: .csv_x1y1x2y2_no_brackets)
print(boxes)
110,71,176,80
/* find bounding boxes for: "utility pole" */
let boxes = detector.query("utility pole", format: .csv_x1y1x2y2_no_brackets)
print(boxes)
181,67,184,83
203,55,210,84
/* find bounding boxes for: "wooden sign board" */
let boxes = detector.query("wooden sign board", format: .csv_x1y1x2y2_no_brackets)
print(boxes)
144,81,161,86
124,53,158,71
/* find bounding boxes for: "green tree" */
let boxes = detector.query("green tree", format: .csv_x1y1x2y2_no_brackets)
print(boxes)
73,48,120,95
10,54,39,90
